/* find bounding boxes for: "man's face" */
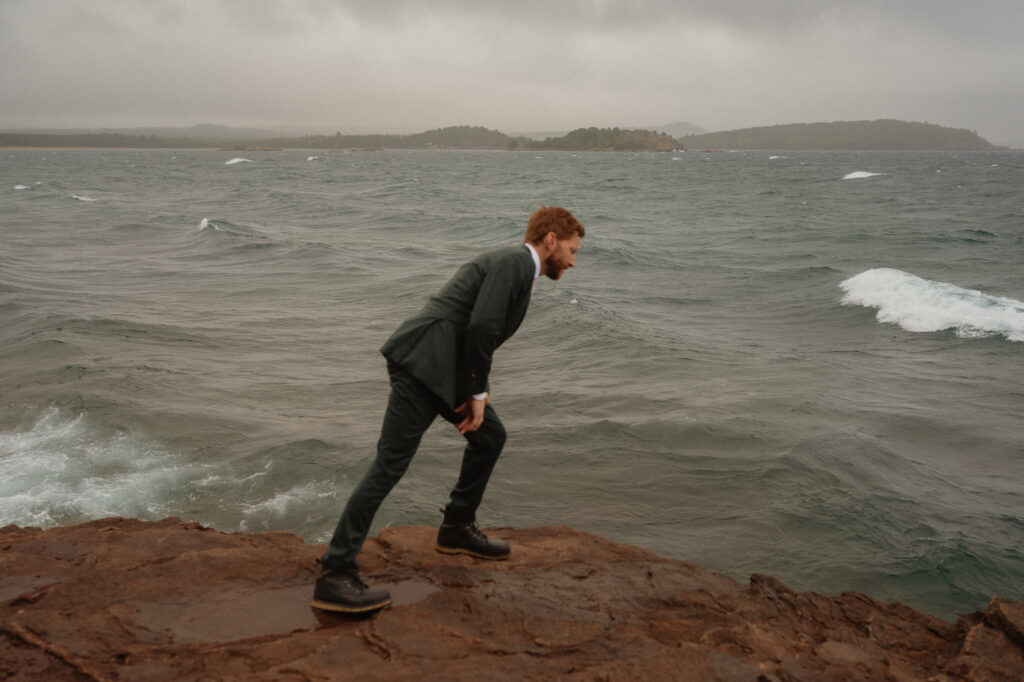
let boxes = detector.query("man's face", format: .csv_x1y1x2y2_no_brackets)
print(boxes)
545,234,581,280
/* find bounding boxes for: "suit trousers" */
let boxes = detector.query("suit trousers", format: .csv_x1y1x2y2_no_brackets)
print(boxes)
321,361,507,574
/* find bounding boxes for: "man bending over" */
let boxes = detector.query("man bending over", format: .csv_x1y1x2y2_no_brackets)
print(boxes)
312,205,585,613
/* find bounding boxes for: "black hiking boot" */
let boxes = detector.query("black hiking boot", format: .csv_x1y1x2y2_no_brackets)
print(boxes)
311,570,392,614
436,520,510,560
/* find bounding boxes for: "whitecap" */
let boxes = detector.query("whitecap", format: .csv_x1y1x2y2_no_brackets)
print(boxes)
71,194,97,201
843,171,883,180
198,218,224,232
307,156,321,161
0,407,194,528
237,480,336,531
840,268,1024,342
225,158,253,165
14,184,30,190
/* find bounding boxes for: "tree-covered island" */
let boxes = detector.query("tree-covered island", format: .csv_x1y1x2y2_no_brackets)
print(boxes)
682,119,1002,151
518,127,680,151
0,125,678,151
0,120,1006,151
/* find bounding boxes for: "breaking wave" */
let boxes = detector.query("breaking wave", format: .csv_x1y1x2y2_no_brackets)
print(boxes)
840,268,1024,342
0,407,190,528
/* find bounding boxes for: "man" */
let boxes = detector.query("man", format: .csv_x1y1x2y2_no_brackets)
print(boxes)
312,206,584,614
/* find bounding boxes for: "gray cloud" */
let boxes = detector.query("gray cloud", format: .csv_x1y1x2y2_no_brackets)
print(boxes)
1,0,1021,145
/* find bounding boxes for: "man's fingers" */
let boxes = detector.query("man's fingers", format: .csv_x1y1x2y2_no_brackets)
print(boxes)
454,397,487,434
456,414,483,435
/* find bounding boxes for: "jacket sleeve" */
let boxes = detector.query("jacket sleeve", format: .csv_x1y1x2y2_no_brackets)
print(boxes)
462,254,528,396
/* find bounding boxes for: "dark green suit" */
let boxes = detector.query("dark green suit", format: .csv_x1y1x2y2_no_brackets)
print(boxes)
323,244,536,573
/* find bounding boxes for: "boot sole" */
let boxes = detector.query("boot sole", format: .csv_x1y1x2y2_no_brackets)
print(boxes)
310,597,392,614
435,544,510,560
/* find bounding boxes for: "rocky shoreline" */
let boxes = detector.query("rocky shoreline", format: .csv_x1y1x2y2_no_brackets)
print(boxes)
1,518,1021,680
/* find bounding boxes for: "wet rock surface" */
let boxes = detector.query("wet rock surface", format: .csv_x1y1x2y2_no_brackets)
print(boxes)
1,517,1021,680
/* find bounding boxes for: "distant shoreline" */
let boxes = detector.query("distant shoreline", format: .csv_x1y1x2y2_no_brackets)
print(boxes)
4,145,1015,151
0,145,210,151
0,145,677,153
3,120,1007,152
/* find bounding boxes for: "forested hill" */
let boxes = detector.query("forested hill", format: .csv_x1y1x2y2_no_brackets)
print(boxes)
1,120,1003,151
264,125,513,150
0,126,515,151
0,125,680,151
520,127,679,151
681,120,1001,151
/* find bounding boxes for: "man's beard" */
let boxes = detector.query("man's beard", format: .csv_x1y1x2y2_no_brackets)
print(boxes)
545,255,565,280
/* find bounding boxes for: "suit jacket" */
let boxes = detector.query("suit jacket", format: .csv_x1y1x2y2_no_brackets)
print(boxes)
380,244,535,408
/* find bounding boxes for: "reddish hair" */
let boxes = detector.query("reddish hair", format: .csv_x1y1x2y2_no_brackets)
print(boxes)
524,206,585,245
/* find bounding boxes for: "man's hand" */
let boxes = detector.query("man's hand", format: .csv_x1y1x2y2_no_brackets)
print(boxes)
454,394,487,434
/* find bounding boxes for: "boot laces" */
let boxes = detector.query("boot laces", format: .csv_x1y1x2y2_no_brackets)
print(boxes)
342,572,370,593
466,521,487,541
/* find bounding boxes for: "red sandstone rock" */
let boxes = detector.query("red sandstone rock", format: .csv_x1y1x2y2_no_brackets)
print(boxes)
0,518,1021,681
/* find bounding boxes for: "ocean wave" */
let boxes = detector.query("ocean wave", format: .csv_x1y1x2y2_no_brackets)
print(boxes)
195,218,267,241
0,407,192,528
182,217,337,268
843,171,884,180
840,268,1024,342
0,406,348,533
14,184,30,190
237,481,338,531
225,158,253,165
71,193,97,201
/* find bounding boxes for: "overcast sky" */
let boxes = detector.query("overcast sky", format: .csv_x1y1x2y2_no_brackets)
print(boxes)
2,0,1022,145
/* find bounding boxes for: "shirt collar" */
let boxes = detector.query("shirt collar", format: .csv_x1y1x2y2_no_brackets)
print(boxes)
524,242,541,279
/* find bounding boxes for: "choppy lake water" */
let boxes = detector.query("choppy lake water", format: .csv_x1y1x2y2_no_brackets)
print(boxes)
2,148,1022,618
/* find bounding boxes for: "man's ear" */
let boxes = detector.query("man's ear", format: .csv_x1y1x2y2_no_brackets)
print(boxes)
543,231,557,250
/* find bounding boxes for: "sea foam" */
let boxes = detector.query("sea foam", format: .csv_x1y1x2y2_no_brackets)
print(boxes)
197,217,226,232
840,268,1024,342
0,407,190,528
225,158,253,165
843,171,883,180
